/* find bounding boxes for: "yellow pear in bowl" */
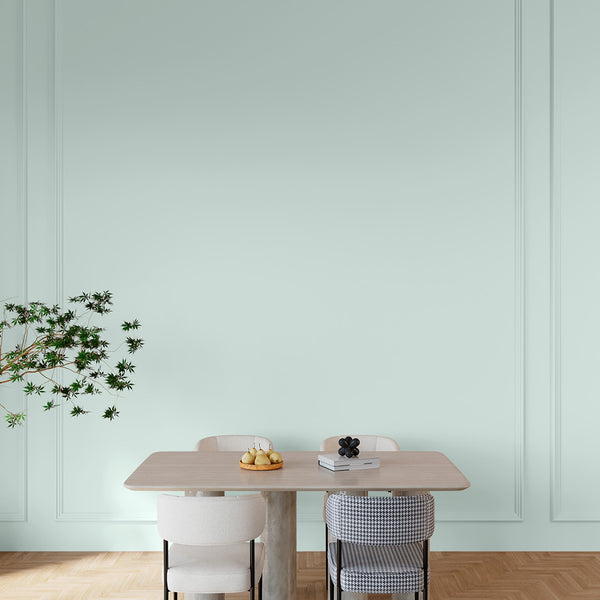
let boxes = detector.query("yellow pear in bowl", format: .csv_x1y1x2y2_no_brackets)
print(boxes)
265,449,273,457
254,453,271,466
269,452,283,464
241,451,255,465
249,448,258,457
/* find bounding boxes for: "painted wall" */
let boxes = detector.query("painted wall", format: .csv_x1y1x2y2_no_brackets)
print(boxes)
1,0,598,551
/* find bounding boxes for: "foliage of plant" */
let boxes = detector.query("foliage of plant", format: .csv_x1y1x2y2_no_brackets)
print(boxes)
0,291,143,428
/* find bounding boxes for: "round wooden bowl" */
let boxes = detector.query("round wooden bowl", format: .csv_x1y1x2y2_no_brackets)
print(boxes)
239,460,283,471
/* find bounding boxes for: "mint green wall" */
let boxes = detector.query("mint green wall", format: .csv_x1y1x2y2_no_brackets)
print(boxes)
1,0,599,551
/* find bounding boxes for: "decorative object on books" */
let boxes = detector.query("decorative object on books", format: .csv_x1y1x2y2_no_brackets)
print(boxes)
338,436,360,458
0,291,143,428
239,447,283,469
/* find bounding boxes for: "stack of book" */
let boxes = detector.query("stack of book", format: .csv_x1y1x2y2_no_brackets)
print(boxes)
317,452,380,471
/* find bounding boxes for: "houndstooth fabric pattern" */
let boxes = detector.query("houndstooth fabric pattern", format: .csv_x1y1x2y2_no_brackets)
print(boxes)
325,493,434,545
327,541,429,593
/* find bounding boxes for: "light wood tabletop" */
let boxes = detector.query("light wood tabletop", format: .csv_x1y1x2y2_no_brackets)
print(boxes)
123,450,470,492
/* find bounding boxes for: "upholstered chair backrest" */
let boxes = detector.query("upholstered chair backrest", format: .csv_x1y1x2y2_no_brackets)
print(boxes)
320,435,400,452
194,435,273,452
158,494,266,545
326,493,434,545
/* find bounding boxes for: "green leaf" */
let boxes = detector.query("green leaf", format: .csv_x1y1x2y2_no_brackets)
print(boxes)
70,405,89,417
121,319,141,331
126,337,144,353
5,413,26,428
24,382,45,395
102,406,119,420
116,359,135,373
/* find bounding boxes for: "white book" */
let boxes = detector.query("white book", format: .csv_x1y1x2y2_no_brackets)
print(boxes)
318,452,380,466
318,459,380,472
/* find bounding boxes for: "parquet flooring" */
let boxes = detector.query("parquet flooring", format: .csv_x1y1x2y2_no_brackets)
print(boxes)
1,551,600,599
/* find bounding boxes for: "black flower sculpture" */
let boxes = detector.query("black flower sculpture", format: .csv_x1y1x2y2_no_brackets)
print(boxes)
338,436,360,458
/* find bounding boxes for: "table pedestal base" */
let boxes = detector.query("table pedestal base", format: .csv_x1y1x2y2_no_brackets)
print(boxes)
262,491,297,600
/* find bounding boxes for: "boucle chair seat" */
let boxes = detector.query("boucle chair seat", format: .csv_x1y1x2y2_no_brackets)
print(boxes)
167,541,265,594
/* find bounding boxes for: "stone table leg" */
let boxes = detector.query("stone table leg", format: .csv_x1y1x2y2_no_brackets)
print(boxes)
185,490,225,600
262,491,297,600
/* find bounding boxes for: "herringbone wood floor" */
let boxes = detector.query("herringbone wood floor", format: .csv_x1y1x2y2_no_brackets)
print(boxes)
1,551,600,599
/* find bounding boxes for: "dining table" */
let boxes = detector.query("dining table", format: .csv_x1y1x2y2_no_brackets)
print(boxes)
124,450,469,600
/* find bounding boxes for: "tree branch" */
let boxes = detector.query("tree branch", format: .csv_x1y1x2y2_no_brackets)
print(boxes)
0,361,76,385
0,336,49,376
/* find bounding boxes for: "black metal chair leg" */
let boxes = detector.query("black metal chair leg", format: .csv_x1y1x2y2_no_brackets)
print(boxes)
258,574,263,600
250,539,256,600
336,540,342,600
173,593,177,600
423,538,429,600
163,540,169,600
325,523,329,596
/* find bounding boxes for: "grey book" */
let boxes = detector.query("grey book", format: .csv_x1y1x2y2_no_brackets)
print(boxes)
317,453,380,470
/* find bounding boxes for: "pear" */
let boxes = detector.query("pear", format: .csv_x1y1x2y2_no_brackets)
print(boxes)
249,448,258,457
269,452,283,464
241,451,255,464
254,453,271,466
265,449,273,457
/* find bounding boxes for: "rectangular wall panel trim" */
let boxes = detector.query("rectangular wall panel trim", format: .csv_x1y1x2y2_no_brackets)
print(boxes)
1,0,28,525
549,0,599,523
50,0,525,524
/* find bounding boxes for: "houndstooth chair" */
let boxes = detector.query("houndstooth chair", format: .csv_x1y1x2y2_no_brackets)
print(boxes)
325,493,435,600
320,435,401,593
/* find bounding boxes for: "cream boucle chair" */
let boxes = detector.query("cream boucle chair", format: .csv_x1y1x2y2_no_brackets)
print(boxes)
194,435,273,452
158,493,266,599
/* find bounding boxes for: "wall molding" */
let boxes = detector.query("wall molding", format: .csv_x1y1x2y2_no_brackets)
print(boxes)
549,0,562,523
512,0,525,523
426,0,525,524
548,0,599,523
302,0,526,526
51,0,525,524
1,0,28,525
51,1,153,522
